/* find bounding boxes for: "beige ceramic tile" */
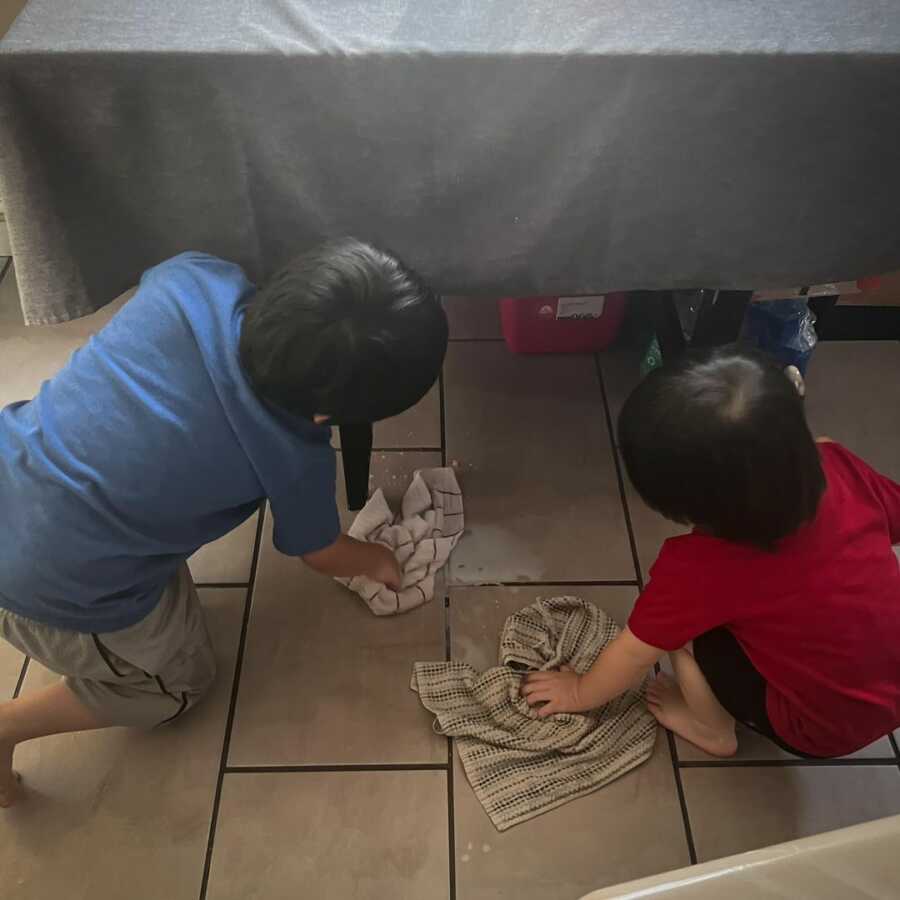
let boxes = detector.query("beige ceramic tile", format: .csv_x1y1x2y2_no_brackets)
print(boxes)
356,450,445,510
206,770,449,900
453,739,688,900
804,342,900,481
188,512,259,584
332,380,441,449
374,380,442,448
0,271,131,406
228,451,447,766
1,640,25,699
449,584,688,899
0,588,244,900
0,260,18,323
444,295,503,340
444,343,633,583
683,765,900,863
597,347,644,437
0,0,26,38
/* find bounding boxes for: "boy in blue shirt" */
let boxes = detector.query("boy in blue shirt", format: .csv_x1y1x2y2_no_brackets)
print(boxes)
0,238,448,807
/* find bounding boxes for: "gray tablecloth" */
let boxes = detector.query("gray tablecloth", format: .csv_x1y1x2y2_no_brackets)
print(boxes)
2,1,900,324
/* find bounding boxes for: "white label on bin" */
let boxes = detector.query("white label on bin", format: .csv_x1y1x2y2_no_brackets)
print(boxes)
556,295,605,319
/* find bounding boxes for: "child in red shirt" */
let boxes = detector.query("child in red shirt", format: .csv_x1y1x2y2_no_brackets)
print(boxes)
524,346,900,758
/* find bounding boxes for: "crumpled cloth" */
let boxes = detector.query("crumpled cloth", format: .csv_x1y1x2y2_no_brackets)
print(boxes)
338,467,464,616
411,597,657,831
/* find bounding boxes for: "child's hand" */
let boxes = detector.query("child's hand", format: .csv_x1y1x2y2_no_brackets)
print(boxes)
369,543,402,591
521,666,585,717
303,534,403,589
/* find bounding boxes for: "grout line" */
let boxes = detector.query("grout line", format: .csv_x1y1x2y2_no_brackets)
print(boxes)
198,502,266,900
666,730,698,864
447,743,457,900
194,582,250,589
890,732,900,762
438,367,448,468
439,328,454,900
594,356,644,587
370,447,443,453
224,763,449,774
444,595,452,660
12,655,30,699
678,757,900,769
596,354,697,865
444,593,457,900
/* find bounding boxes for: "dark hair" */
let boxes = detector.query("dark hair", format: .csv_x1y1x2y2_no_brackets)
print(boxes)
618,345,825,550
239,238,447,424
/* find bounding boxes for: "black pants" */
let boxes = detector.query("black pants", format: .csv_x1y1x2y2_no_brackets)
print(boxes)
693,628,822,759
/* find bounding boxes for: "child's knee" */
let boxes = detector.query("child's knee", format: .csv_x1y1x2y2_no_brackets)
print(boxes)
149,642,217,726
668,644,695,664
176,648,218,713
193,654,217,700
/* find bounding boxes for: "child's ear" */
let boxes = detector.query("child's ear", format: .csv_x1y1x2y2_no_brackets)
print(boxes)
313,414,331,425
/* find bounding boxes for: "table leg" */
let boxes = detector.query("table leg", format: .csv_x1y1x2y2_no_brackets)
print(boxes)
339,422,373,511
647,290,687,359
691,290,752,348
649,289,753,364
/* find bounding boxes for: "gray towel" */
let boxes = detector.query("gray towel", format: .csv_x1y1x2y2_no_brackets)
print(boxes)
411,597,657,831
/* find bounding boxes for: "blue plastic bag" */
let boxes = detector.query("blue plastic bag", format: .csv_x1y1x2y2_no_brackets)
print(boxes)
741,299,818,374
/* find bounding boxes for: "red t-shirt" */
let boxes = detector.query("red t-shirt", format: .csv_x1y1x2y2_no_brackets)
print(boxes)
628,442,900,757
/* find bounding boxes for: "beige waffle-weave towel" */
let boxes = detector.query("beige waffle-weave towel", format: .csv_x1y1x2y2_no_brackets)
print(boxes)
411,597,657,831
338,467,464,616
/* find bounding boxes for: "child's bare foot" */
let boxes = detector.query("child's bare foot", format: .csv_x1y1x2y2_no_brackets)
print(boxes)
0,739,23,808
646,674,738,758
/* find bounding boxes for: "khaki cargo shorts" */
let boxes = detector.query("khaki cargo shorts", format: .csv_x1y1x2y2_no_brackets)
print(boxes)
0,564,216,727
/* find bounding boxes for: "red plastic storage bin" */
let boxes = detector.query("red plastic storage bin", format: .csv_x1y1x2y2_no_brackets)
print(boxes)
499,293,626,354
